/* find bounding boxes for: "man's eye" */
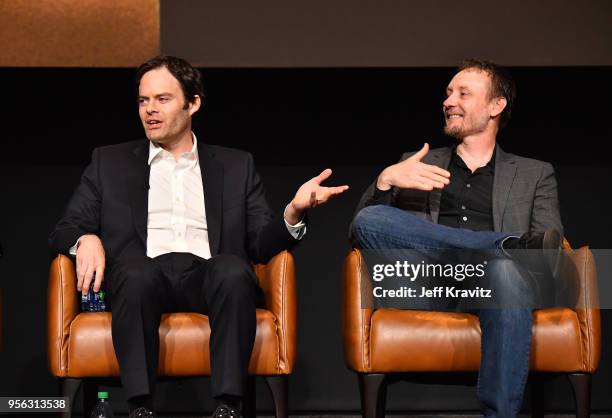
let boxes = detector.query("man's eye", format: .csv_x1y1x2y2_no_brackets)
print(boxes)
138,98,147,105
159,97,169,103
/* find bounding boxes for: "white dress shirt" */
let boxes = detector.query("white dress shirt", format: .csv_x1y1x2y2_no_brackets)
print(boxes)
146,136,211,258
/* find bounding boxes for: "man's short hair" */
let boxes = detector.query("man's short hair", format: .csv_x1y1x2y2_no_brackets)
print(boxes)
458,59,516,129
136,55,204,109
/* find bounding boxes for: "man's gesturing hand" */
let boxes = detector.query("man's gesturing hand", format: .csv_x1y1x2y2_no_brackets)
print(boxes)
76,234,106,296
285,168,349,225
376,143,451,191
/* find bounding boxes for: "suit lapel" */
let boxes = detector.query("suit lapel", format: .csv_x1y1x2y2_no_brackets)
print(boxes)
130,141,151,248
426,147,452,224
198,141,224,256
492,145,517,232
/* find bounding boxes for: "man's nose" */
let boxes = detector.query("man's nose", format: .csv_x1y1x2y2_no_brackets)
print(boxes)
443,95,455,109
146,101,158,114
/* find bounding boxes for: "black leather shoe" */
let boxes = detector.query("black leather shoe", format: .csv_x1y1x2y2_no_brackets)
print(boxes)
212,403,242,418
503,229,563,276
129,407,155,418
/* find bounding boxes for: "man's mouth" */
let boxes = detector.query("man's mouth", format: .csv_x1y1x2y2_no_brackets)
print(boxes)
146,119,162,129
445,113,463,121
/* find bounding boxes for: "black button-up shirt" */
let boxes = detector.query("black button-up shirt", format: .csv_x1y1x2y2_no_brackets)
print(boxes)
438,149,495,231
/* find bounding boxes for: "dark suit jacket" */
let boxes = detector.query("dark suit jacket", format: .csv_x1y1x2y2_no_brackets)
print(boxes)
352,145,563,238
49,139,298,264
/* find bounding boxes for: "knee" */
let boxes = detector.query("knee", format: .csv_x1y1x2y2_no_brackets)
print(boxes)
351,205,393,244
109,257,159,295
353,206,384,231
208,254,256,294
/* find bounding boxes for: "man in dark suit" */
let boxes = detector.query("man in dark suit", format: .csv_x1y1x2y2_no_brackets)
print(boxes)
350,59,563,418
49,56,348,418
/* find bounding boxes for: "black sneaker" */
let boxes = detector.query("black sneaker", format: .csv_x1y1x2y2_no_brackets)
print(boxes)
212,403,242,418
503,229,563,276
129,406,155,418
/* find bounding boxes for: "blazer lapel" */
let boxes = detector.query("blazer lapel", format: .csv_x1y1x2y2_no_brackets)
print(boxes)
426,147,452,224
198,141,223,256
130,141,151,248
492,145,517,232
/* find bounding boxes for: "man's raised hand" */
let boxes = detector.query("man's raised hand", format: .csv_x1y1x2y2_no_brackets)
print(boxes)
376,143,451,191
284,168,349,225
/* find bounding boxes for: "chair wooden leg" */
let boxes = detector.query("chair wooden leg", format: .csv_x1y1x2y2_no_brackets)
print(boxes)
61,378,81,418
264,376,288,418
530,375,545,418
376,377,387,418
568,373,591,418
83,379,99,418
243,376,256,418
358,373,387,418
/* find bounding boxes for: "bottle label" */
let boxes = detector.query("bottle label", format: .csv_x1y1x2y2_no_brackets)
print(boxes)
81,286,106,312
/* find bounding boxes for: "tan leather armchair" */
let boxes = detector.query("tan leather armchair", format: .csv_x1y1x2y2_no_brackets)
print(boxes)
48,251,297,418
343,242,600,418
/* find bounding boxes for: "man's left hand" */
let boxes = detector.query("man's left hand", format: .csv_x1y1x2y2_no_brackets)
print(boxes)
285,168,349,225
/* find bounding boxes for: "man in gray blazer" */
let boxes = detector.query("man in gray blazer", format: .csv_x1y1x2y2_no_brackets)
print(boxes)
351,59,563,418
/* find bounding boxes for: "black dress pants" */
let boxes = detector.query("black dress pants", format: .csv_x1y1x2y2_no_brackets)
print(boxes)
107,252,262,400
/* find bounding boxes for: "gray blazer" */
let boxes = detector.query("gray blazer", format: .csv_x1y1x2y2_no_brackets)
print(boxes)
352,145,563,237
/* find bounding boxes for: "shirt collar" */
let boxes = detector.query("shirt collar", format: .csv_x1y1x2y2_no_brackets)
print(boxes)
451,145,496,172
148,132,198,165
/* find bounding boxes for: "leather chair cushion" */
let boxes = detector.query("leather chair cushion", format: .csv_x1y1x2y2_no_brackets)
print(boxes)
66,310,281,377
368,308,583,372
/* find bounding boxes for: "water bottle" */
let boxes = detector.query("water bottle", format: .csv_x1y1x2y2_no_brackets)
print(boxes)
90,391,114,418
81,280,107,312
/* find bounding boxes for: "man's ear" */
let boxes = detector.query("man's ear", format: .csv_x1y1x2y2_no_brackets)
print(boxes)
188,95,202,116
490,96,507,118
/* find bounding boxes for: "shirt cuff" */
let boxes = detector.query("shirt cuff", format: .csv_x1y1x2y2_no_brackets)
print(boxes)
69,236,84,256
284,205,307,240
373,186,393,199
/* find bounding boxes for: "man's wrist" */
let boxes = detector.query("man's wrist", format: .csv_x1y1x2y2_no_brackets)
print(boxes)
70,234,88,256
77,234,95,248
284,202,304,226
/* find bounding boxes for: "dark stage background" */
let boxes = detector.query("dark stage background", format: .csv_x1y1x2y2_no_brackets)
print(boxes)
0,67,611,414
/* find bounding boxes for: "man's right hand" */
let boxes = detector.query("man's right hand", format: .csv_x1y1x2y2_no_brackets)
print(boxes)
376,143,451,191
76,234,105,295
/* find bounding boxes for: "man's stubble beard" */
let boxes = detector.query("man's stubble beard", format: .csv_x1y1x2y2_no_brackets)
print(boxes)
443,113,490,140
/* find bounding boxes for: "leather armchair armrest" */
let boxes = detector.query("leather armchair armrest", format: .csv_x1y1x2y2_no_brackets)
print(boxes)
47,254,79,377
254,250,296,373
560,245,601,372
342,249,374,373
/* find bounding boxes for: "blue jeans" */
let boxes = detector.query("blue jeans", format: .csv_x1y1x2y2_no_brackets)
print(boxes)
352,205,534,418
